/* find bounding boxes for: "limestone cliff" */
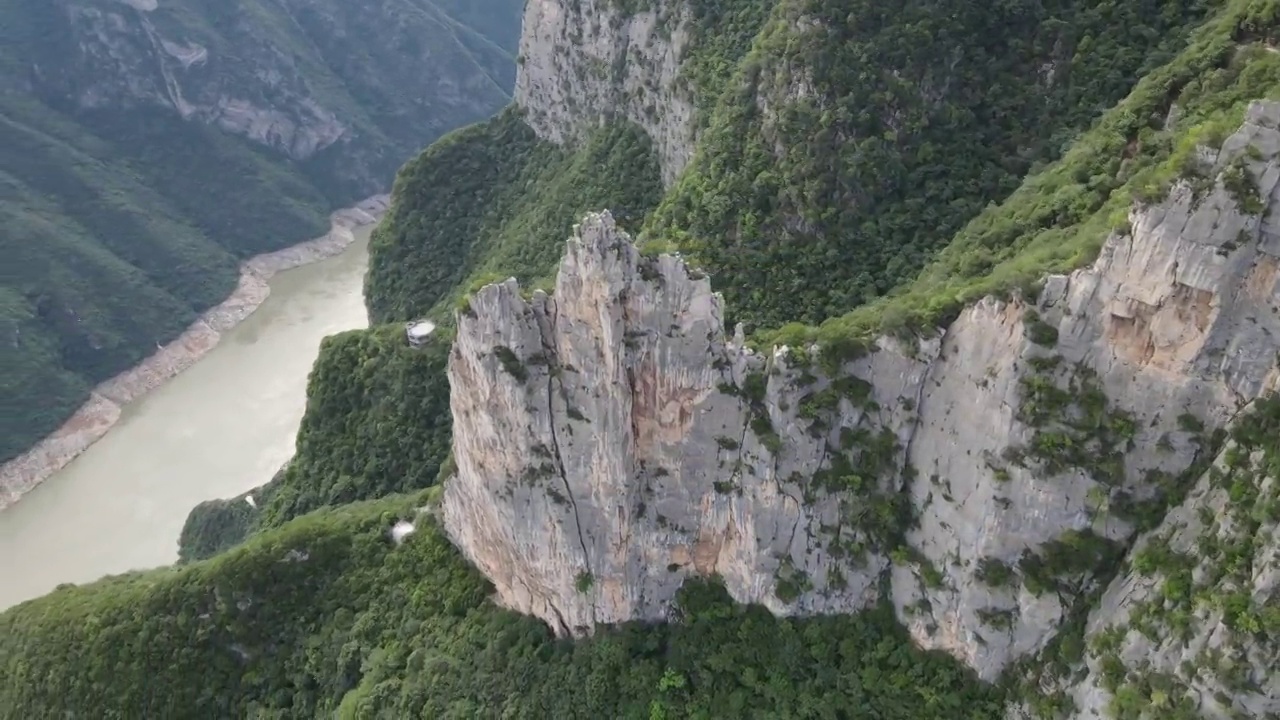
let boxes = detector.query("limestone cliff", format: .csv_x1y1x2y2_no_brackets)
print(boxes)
442,101,1280,699
33,0,516,186
1027,102,1280,720
893,100,1280,684
514,0,695,185
1057,418,1280,719
444,211,930,633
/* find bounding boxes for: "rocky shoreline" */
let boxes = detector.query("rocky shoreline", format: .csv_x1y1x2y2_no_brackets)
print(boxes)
0,194,390,512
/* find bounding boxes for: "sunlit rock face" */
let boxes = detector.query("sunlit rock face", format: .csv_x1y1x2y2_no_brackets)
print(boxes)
514,0,694,185
444,102,1280,699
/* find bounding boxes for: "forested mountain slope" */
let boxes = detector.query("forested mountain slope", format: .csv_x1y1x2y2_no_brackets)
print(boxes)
0,0,522,464
3,495,1005,719
368,0,1220,330
646,0,1220,328
6,0,1280,718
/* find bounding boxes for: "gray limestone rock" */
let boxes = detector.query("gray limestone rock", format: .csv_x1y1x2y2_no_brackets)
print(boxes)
1064,433,1280,719
443,212,914,633
443,102,1280,704
514,0,695,185
895,100,1280,682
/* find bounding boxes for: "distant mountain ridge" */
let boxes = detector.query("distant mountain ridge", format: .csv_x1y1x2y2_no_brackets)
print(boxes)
11,0,1280,718
0,0,523,465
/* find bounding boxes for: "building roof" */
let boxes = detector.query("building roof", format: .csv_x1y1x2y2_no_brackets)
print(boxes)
406,320,436,341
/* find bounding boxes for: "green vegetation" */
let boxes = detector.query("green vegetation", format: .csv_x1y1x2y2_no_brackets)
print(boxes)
0,504,1007,718
1,0,522,464
975,558,1016,588
20,0,1280,715
0,100,326,464
366,109,663,325
1018,528,1124,599
1081,394,1280,720
772,558,813,603
258,327,454,528
1005,358,1135,486
178,325,453,562
757,0,1280,350
680,0,776,117
648,0,1217,330
176,485,265,564
813,430,911,561
493,345,529,382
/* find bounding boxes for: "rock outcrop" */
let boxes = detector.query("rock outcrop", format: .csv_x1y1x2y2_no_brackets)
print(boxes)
47,0,513,179
443,101,1280,698
1060,418,1280,719
1041,103,1280,719
443,211,913,633
890,101,1280,680
514,0,695,185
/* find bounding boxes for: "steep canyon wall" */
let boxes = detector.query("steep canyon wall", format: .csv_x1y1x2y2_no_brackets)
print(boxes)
441,103,1280,715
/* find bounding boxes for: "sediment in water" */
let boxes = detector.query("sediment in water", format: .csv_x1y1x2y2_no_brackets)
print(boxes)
0,195,389,512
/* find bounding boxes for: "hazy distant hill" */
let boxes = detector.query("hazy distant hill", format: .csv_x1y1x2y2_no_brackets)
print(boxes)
0,0,523,463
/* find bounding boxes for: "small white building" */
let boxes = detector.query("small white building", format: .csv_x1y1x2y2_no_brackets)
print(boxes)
390,520,416,545
405,320,436,348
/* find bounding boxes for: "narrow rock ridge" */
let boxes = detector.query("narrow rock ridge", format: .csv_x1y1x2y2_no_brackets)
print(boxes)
443,102,1280,692
444,211,911,633
514,0,695,185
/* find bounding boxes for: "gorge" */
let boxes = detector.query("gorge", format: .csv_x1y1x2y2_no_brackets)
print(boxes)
0,197,386,513
0,0,522,470
4,0,1280,718
0,221,372,610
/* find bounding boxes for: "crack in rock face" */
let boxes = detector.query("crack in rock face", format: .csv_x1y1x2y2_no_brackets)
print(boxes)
443,101,1280,697
442,211,902,635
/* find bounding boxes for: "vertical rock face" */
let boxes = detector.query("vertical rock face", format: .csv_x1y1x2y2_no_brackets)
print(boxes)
885,102,1280,692
513,0,695,184
444,212,928,633
893,102,1280,681
1045,103,1280,719
444,102,1280,697
1061,425,1280,719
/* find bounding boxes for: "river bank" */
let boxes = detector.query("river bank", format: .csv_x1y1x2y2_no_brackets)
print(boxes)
0,194,389,513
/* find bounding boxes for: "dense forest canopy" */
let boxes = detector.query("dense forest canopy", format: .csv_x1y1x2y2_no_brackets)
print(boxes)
2,496,1007,718
7,0,1280,717
646,0,1219,330
178,325,455,563
366,109,664,325
761,0,1280,350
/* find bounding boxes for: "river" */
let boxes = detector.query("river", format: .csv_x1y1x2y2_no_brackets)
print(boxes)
0,228,371,611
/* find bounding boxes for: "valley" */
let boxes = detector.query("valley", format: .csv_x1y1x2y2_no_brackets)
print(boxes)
3,0,1280,718
0,225,373,610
